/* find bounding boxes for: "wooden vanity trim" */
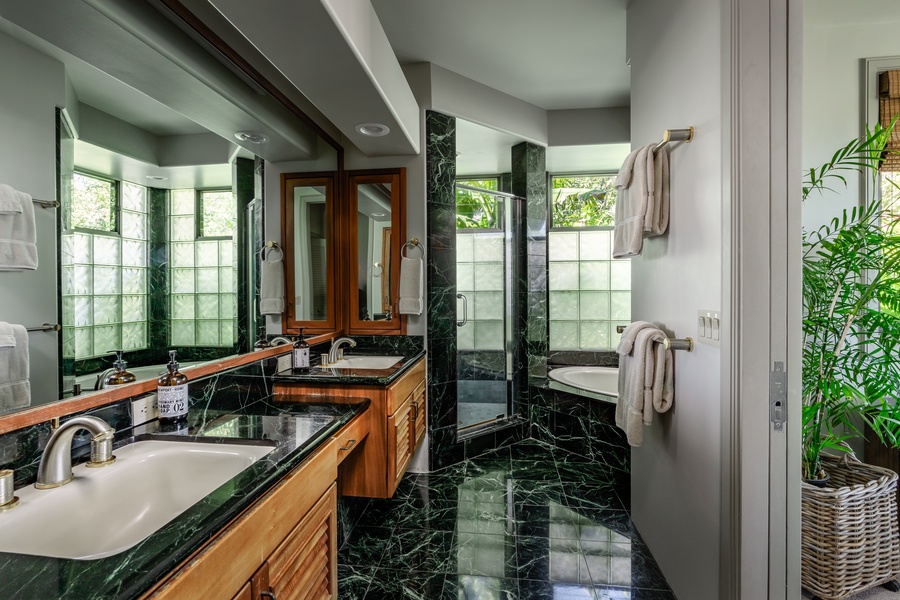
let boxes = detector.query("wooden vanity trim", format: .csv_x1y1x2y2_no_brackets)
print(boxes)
0,334,339,436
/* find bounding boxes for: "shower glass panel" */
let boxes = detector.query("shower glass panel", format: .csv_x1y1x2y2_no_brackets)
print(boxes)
456,186,519,432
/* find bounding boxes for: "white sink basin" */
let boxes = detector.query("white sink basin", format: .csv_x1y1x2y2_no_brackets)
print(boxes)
328,355,403,370
0,440,274,560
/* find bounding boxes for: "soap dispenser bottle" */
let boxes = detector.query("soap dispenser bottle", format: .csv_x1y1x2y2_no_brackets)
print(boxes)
157,350,189,423
292,329,310,372
104,350,136,387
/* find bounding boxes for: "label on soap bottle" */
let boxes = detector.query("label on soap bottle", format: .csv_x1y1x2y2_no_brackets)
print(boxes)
158,384,188,419
293,346,310,370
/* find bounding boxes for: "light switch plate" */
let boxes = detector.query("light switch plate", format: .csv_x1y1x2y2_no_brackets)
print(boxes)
698,309,721,347
276,354,292,373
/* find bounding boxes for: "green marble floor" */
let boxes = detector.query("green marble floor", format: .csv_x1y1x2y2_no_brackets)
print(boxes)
337,440,675,599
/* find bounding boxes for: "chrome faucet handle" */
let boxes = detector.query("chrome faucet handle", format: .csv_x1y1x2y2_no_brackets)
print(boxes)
0,470,19,511
88,430,116,467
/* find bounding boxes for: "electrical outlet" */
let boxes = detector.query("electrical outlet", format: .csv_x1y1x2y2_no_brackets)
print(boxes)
132,394,158,427
276,354,292,373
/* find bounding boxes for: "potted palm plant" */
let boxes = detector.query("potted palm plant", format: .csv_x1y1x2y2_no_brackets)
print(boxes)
802,121,900,482
801,121,900,599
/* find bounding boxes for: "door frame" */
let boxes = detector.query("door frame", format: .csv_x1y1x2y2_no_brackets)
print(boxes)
721,0,802,597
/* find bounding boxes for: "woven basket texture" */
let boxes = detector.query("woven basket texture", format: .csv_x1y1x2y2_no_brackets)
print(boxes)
801,454,900,600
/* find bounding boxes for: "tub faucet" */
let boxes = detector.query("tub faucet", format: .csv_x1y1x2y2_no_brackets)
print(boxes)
328,337,357,363
35,416,116,489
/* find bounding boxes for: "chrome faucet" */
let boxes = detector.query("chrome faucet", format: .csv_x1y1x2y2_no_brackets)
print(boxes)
269,336,293,346
95,368,117,390
328,337,357,363
35,416,116,489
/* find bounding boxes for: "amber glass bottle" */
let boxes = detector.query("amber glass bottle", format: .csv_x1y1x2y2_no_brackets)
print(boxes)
157,350,189,423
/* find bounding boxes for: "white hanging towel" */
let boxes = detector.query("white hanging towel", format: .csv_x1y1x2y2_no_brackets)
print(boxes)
0,186,37,270
0,184,23,214
615,321,674,447
398,256,423,315
613,145,653,258
259,256,285,315
0,322,30,412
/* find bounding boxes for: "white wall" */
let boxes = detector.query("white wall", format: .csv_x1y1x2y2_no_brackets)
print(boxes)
626,1,724,598
0,31,66,407
803,1,900,229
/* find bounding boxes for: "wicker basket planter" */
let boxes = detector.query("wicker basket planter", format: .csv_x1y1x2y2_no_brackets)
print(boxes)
801,454,900,599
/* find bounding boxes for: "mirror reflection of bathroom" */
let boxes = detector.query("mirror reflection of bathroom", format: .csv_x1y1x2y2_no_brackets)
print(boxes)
356,182,393,321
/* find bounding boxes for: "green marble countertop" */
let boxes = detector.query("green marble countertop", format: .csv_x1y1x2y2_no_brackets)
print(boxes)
273,349,426,386
0,395,368,600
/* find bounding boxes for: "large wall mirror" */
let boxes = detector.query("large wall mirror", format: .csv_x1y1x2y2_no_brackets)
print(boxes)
282,174,336,334
346,169,406,334
0,0,339,419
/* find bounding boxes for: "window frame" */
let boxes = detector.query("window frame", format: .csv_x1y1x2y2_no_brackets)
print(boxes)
70,170,121,235
195,187,237,241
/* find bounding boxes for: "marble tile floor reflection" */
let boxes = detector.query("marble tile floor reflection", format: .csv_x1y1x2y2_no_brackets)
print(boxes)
458,402,508,430
338,440,676,599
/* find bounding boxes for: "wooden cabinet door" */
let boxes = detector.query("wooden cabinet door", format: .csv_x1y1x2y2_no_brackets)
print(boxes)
267,485,338,600
387,395,413,493
231,581,252,600
410,379,427,455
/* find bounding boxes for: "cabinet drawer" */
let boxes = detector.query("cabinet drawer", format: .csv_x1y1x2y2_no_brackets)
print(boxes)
387,359,426,414
333,409,370,464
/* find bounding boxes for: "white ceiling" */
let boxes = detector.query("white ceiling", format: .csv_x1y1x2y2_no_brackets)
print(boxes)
371,0,631,111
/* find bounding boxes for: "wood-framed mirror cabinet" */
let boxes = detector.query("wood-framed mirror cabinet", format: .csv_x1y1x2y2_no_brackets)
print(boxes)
281,172,339,335
345,168,406,335
280,167,407,337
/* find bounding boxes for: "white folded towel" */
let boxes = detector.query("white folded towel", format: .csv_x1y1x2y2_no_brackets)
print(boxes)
0,187,37,271
0,184,23,215
0,322,16,348
0,323,30,412
259,256,285,315
613,145,653,258
615,322,674,446
612,144,671,258
398,256,423,315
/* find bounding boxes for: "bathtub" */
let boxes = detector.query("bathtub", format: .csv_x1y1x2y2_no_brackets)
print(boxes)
548,366,618,401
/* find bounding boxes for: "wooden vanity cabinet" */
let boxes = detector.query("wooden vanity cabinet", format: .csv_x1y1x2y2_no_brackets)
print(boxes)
273,357,427,499
144,436,342,600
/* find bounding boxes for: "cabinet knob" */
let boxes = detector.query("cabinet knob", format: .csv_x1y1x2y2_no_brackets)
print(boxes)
339,439,357,451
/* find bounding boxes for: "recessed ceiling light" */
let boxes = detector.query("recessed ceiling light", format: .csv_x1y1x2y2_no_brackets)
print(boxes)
372,212,386,217
234,130,269,144
146,175,168,181
355,123,390,137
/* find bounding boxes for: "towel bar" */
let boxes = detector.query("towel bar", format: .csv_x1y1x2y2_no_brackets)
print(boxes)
259,241,283,261
402,237,423,258
652,127,694,153
32,198,60,209
26,323,60,332
615,324,693,352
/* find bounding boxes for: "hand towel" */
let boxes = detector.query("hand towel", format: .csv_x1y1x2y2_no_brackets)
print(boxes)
259,256,285,315
645,147,670,236
0,184,23,215
615,322,675,446
613,145,653,258
0,322,16,348
398,256,423,315
0,188,37,270
0,323,30,412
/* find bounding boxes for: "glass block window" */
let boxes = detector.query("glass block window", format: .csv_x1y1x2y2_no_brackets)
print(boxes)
71,172,117,232
456,231,505,351
61,180,148,359
549,174,629,351
169,189,237,347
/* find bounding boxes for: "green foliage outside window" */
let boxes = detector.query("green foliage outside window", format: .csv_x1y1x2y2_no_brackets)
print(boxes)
456,179,499,229
200,190,236,238
551,175,617,227
72,173,117,231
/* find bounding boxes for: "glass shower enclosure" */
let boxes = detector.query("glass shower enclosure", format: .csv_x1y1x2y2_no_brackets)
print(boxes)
455,184,522,433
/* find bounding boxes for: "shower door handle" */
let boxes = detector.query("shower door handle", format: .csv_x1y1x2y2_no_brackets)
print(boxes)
456,293,468,327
